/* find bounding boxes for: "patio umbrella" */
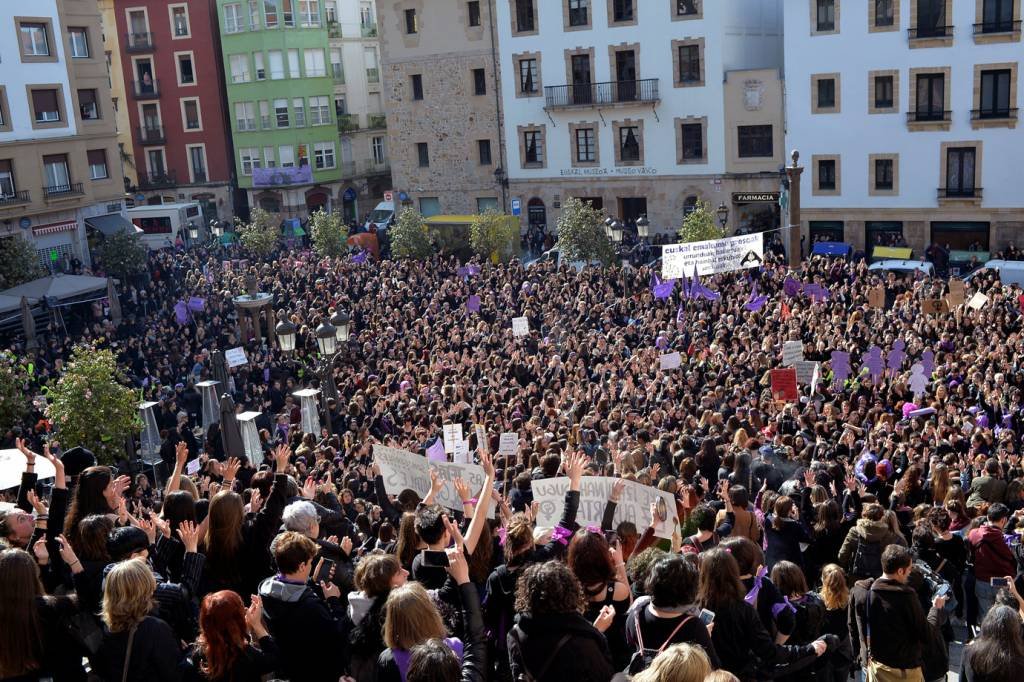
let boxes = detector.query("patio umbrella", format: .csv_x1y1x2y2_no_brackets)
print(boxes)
212,349,230,389
21,297,36,350
107,279,122,324
218,394,245,459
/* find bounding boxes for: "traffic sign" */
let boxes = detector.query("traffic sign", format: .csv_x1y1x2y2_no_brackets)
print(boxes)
511,198,521,216
383,190,394,202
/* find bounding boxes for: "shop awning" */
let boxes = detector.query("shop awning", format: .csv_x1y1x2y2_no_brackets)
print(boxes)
32,220,78,236
872,246,913,259
85,213,140,236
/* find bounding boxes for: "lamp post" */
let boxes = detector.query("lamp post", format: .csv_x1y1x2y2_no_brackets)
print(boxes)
716,203,729,233
785,150,804,269
636,215,650,241
188,221,199,244
276,311,351,438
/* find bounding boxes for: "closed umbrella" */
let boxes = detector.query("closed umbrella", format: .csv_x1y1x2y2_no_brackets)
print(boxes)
107,279,122,324
212,350,230,389
218,394,245,459
20,297,36,350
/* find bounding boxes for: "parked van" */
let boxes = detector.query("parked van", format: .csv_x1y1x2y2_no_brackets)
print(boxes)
867,259,935,277
962,260,1024,287
364,201,395,232
126,203,202,250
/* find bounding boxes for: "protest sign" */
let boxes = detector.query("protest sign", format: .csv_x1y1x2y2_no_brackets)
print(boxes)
452,439,470,464
771,368,799,402
224,347,248,368
662,233,764,280
659,352,682,371
968,292,989,310
921,299,947,315
531,477,677,539
948,280,965,307
443,423,463,454
794,360,819,385
498,432,519,457
511,317,530,337
782,341,804,367
474,424,486,451
868,286,885,309
428,460,488,512
186,459,201,475
373,445,431,499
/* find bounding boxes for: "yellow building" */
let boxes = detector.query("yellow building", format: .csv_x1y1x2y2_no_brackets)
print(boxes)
97,0,136,187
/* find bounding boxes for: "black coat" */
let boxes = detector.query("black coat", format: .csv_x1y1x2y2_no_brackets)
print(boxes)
848,577,929,670
92,616,183,682
182,636,279,682
1,597,89,682
508,612,614,682
706,599,816,682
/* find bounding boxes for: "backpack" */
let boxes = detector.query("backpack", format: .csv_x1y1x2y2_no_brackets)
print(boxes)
852,538,883,579
626,614,694,675
507,625,571,682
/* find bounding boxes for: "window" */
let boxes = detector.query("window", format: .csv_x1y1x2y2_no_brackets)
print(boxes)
183,99,201,130
314,142,335,170
20,22,50,57
254,52,265,80
875,158,894,190
875,75,894,109
230,54,251,83
478,139,492,165
171,5,190,36
874,0,894,26
477,197,498,213
269,50,284,79
816,0,835,32
945,147,976,196
224,4,243,32
915,0,946,37
304,49,326,77
177,53,195,85
568,0,589,26
274,99,289,127
411,74,424,100
0,89,7,131
738,125,773,157
681,123,703,161
575,128,595,162
515,0,535,32
288,49,300,78
78,89,99,120
420,197,441,216
468,1,481,26
188,145,207,181
405,8,418,33
309,96,330,125
282,0,295,26
613,0,634,22
265,0,279,28
0,161,15,198
523,131,542,165
136,216,172,234
293,98,305,127
263,146,275,168
249,0,261,29
279,145,295,166
417,142,429,167
676,0,698,16
817,78,836,109
519,58,538,94
980,69,1012,117
259,100,270,128
69,28,89,57
43,154,70,190
365,48,379,83
915,73,945,119
473,68,487,95
31,89,61,123
372,136,385,165
146,148,166,177
619,125,639,161
330,49,342,80
818,159,836,190
235,101,256,130
300,0,320,26
87,149,108,180
678,45,700,84
981,0,1015,32
239,148,259,175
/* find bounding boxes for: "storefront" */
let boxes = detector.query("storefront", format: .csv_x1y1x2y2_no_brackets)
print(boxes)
865,221,906,257
731,192,780,235
809,220,844,243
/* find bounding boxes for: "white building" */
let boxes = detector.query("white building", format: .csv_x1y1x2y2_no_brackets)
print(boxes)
495,0,787,237
785,0,1024,260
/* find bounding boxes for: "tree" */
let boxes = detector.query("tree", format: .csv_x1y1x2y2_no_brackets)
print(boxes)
0,235,45,290
389,208,432,260
309,209,348,258
555,197,614,266
95,231,147,280
237,207,280,257
470,210,518,263
677,200,725,243
45,345,139,465
0,352,29,434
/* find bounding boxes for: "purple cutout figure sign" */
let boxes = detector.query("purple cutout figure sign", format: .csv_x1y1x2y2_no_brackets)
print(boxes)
173,301,189,325
466,295,481,313
886,340,906,376
920,350,935,377
862,346,885,385
831,351,851,391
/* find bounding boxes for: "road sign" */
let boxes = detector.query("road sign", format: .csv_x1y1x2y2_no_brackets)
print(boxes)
511,198,521,216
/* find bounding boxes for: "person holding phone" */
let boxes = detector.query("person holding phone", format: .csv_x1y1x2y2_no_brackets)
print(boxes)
967,503,1016,618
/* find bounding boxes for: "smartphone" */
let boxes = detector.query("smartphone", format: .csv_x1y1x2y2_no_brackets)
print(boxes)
699,608,716,626
315,558,336,584
991,577,1010,587
421,549,450,568
935,584,951,598
603,530,619,547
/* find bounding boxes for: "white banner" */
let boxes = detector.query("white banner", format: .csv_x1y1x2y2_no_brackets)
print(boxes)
373,444,490,514
782,341,804,367
224,347,248,368
662,233,765,279
531,476,678,539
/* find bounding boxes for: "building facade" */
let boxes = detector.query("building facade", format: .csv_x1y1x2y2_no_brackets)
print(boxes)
97,0,136,188
113,0,235,223
0,0,126,269
785,0,1024,258
217,0,344,218
496,0,787,237
378,0,507,217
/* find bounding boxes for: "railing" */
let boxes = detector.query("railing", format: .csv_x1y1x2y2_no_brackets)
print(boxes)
366,68,379,83
132,79,160,99
907,109,951,123
0,190,30,206
337,114,359,132
938,187,982,199
236,119,257,131
908,25,953,39
974,19,1021,34
44,182,84,198
137,125,165,144
124,32,153,51
367,114,386,129
328,21,342,38
544,78,659,108
971,107,1018,120
138,171,177,189
361,23,377,37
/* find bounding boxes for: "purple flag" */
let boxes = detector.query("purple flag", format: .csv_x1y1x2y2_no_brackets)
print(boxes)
187,297,205,312
783,277,801,298
467,264,480,276
173,301,188,325
426,438,446,462
802,283,830,302
689,267,701,298
352,250,368,264
457,267,469,277
653,280,675,299
466,295,481,313
744,279,767,312
676,302,685,325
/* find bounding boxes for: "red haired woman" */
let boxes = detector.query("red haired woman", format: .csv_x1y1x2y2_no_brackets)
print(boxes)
184,591,279,681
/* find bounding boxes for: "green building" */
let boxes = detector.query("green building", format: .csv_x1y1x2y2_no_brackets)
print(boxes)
217,0,342,217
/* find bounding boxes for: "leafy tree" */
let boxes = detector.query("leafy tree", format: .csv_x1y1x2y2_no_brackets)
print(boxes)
554,197,614,266
95,231,147,280
470,210,518,263
309,209,348,258
677,200,725,243
0,352,29,434
237,208,280,257
0,235,45,289
389,208,432,260
45,345,139,465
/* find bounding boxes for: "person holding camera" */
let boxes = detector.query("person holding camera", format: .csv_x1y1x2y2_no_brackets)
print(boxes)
967,503,1017,618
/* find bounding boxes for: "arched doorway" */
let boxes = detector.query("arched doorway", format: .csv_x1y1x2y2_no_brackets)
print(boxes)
527,198,546,230
683,195,699,216
257,193,281,213
306,189,329,214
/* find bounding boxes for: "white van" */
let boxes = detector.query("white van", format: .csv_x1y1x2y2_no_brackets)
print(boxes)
364,201,395,232
962,260,1024,287
867,259,935,278
126,203,202,250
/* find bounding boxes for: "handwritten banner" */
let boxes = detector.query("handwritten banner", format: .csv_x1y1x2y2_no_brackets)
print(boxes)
662,232,764,279
531,476,677,539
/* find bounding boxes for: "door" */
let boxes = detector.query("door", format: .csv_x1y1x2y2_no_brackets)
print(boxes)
615,51,636,101
142,103,160,135
619,198,647,230
147,150,166,177
571,54,592,105
135,59,155,93
527,198,546,230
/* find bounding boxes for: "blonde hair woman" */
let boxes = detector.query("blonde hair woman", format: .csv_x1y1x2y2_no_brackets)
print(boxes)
96,558,182,681
632,643,711,682
379,582,461,681
816,564,853,682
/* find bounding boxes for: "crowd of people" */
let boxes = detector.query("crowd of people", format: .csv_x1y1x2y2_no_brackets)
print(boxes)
2,235,1024,682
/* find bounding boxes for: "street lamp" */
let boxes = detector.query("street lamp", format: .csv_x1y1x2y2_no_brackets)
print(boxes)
315,320,338,356
636,215,650,240
716,203,729,231
330,309,350,343
275,317,297,353
210,220,223,238
609,219,623,244
188,221,199,241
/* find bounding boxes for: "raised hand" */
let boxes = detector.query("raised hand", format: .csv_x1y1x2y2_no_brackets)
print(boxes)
55,535,81,571
302,476,317,499
32,537,49,564
442,514,465,552
453,477,472,503
15,437,37,466
42,444,65,489
609,479,625,503
175,441,188,469
340,536,353,556
245,595,269,637
112,475,131,498
176,520,201,554
133,515,157,545
223,457,241,482
566,451,586,490
480,451,495,478
26,490,48,516
273,444,292,473
445,545,471,585
593,604,615,633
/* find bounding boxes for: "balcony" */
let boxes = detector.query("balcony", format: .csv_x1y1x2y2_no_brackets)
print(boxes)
124,32,153,52
191,171,208,184
132,79,160,99
367,114,386,129
138,171,177,189
974,19,1021,34
544,78,660,109
136,125,165,144
938,187,982,200
361,23,377,37
0,190,30,207
328,21,342,38
907,109,951,123
337,114,359,132
908,25,953,40
44,182,84,199
972,107,1018,121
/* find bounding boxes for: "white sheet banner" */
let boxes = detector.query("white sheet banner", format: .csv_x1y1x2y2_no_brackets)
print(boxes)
662,233,765,279
531,476,678,539
373,444,491,514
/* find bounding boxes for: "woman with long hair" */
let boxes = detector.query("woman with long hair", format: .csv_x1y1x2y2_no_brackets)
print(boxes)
764,496,812,571
184,591,278,681
0,548,86,681
631,643,711,682
349,553,410,681
566,528,632,668
927,463,951,506
377,583,460,682
68,514,115,615
94,558,182,681
815,564,853,682
64,465,126,551
961,604,1024,682
804,499,848,585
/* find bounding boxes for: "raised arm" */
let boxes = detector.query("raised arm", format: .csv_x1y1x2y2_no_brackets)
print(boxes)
164,441,189,497
461,452,495,556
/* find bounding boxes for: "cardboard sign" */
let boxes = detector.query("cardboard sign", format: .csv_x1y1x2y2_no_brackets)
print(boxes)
452,439,470,463
794,360,819,385
968,292,989,310
922,299,947,315
186,459,201,475
782,341,804,367
498,432,519,456
224,347,248,368
442,423,463,454
531,477,678,539
373,445,491,514
771,368,799,402
868,286,885,309
474,424,486,451
511,316,530,337
659,352,682,370
948,279,965,306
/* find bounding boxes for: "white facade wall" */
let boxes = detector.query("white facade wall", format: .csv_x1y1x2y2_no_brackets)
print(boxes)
327,0,384,120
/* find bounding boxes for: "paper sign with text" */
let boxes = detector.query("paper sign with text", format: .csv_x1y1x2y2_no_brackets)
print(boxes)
531,477,677,539
794,360,819,385
782,341,804,367
511,317,530,337
771,368,799,402
659,352,682,370
443,423,464,454
498,432,519,457
968,292,989,310
224,347,248,368
373,445,491,514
